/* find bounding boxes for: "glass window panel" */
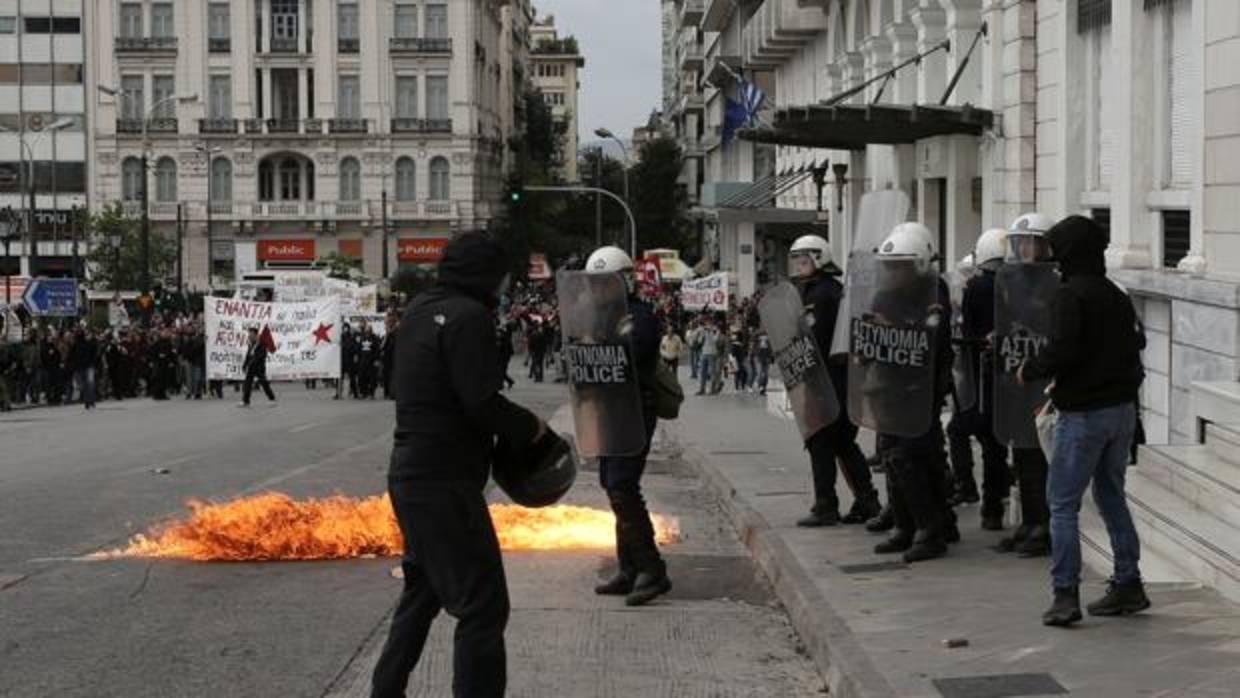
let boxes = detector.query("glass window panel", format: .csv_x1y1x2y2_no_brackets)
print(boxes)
396,77,418,118
122,158,143,201
338,76,360,119
395,158,416,201
210,75,232,119
211,158,233,201
120,3,142,38
425,5,448,39
339,158,360,201
209,3,230,40
120,75,144,120
0,17,15,34
394,5,417,38
338,2,358,40
152,76,175,118
150,3,174,38
427,76,448,120
155,157,177,202
430,157,449,200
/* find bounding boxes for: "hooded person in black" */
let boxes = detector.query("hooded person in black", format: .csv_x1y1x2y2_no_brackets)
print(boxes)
372,232,544,698
1019,215,1148,627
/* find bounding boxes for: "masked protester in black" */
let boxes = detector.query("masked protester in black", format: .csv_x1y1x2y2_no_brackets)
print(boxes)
371,233,544,698
787,235,882,527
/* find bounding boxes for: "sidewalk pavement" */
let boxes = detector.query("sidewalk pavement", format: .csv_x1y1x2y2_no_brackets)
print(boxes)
668,385,1240,698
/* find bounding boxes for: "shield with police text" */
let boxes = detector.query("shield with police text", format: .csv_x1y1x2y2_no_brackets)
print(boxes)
759,281,841,439
556,271,647,459
846,254,941,437
830,189,912,357
993,262,1058,448
947,269,978,412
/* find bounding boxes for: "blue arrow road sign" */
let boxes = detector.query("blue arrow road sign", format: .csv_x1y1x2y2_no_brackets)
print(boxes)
22,278,79,317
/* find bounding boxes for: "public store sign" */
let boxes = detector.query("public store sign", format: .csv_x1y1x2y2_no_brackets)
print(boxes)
258,239,317,262
398,237,449,263
205,296,341,381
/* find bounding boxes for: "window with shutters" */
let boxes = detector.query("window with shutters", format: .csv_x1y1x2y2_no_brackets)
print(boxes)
211,158,233,201
427,76,448,120
155,157,177,202
429,157,449,200
209,3,230,50
152,76,176,118
338,2,359,50
396,77,418,118
395,4,418,39
150,3,174,38
339,157,361,201
395,157,416,201
1091,25,1116,191
426,5,448,39
120,3,143,38
1162,210,1190,268
120,75,144,120
338,76,360,119
121,158,143,201
209,75,232,119
1165,0,1193,188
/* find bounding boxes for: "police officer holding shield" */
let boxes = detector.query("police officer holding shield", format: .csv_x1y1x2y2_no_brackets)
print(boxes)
993,213,1058,557
786,235,881,527
951,229,1013,530
568,246,672,607
850,223,957,562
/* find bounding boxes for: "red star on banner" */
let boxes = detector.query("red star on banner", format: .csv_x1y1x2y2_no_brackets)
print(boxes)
312,323,334,345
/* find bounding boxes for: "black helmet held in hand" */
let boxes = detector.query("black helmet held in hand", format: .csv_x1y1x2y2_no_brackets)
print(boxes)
492,430,578,508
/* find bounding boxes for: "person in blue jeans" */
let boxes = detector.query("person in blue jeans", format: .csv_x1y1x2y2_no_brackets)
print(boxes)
1019,215,1148,627
696,320,720,396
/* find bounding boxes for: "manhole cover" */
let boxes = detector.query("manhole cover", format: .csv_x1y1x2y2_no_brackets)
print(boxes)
932,673,1067,698
597,553,772,604
836,561,908,574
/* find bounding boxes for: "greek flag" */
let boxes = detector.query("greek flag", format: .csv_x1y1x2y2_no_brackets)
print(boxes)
737,77,766,128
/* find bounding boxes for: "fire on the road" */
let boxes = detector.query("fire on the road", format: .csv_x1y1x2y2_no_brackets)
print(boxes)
95,492,681,561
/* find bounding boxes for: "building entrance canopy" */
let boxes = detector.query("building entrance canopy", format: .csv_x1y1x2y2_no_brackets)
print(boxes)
738,103,993,150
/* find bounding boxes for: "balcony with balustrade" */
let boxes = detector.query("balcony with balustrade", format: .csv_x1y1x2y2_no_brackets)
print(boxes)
329,119,368,134
389,37,453,54
390,118,453,135
199,118,239,135
115,36,178,54
680,0,705,27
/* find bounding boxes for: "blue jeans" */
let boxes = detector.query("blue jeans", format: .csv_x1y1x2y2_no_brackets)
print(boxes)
75,367,96,407
689,347,701,378
1048,402,1141,590
697,355,716,394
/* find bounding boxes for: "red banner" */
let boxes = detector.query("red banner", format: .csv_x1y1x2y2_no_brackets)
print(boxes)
398,237,450,263
338,239,363,259
258,239,317,261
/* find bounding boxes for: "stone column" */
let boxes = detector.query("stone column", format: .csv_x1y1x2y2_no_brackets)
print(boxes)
941,0,985,106
1107,0,1155,269
909,4,947,105
261,0,270,54
1177,0,1210,274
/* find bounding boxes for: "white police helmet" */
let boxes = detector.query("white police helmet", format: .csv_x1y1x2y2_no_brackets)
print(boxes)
1008,212,1055,238
789,235,832,269
958,253,976,275
1007,212,1055,262
877,222,936,270
975,228,1009,267
585,246,634,274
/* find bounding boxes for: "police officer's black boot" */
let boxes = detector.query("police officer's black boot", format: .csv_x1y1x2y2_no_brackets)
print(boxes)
797,499,840,527
866,472,896,532
901,465,948,563
842,492,882,525
611,490,672,607
596,530,635,596
874,485,914,554
1013,449,1051,557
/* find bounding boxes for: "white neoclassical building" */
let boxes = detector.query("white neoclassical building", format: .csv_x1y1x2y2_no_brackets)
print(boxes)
529,15,583,182
85,0,519,289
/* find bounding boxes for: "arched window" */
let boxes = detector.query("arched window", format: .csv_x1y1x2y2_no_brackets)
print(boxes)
211,158,233,201
279,157,301,200
429,156,449,200
154,157,177,202
339,157,361,201
121,157,143,201
395,157,416,201
258,160,274,201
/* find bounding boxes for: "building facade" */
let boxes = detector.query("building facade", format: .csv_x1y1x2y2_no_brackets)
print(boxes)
529,15,583,182
0,0,88,286
85,0,514,290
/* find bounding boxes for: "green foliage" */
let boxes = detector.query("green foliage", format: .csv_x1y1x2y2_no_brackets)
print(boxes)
318,251,364,281
630,136,694,255
533,36,579,55
389,265,435,299
84,203,178,292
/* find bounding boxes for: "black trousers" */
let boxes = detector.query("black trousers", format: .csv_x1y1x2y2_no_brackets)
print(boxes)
598,413,664,578
372,480,509,698
879,425,951,540
242,370,275,404
947,407,1011,518
1013,447,1049,530
806,413,878,513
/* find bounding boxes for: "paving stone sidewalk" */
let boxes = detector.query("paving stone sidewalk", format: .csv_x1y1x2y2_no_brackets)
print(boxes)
669,387,1240,698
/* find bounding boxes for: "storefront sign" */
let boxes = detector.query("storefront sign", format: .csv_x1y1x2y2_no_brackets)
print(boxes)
398,237,449,263
258,239,316,262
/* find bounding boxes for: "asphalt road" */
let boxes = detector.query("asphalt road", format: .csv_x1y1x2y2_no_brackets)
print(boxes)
1,378,822,697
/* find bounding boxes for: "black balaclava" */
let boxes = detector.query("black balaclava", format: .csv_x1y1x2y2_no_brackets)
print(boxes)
1046,215,1107,280
436,232,509,308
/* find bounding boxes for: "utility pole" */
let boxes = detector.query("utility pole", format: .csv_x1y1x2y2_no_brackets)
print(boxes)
140,151,151,295
175,202,184,293
381,189,390,280
594,148,602,247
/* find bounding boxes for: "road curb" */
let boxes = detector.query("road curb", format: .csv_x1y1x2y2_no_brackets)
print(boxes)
672,430,897,698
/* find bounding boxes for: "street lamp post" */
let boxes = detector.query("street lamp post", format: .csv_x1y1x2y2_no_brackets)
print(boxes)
526,185,638,259
108,232,123,293
98,85,198,296
196,144,222,290
0,119,73,281
594,128,631,241
1,208,18,305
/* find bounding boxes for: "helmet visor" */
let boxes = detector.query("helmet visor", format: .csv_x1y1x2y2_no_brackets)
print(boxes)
1007,234,1052,263
789,252,818,279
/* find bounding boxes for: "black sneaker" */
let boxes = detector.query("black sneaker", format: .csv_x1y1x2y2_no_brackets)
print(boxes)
1016,527,1051,558
1087,579,1151,617
625,572,672,607
903,538,947,563
796,509,840,527
1042,586,1082,627
841,496,882,525
874,531,913,554
594,571,634,596
995,523,1032,553
865,506,895,533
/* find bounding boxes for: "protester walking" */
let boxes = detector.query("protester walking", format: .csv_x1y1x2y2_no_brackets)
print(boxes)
239,327,277,407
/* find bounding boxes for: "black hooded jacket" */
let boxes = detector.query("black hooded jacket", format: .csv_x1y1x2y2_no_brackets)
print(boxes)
389,233,541,486
1022,215,1144,410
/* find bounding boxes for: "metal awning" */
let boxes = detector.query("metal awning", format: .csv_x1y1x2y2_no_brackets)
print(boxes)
717,168,816,209
737,103,994,150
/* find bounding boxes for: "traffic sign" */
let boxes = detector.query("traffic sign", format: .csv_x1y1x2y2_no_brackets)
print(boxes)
22,278,79,316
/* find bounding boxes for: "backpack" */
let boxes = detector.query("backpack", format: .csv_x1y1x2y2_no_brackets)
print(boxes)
653,360,684,420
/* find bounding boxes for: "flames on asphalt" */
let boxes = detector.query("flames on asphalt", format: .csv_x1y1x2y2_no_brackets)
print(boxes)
95,492,681,561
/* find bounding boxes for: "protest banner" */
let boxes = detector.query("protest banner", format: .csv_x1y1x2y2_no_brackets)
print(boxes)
206,297,341,381
680,272,730,312
344,313,388,339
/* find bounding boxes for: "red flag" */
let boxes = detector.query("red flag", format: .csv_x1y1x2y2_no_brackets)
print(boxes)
259,325,277,353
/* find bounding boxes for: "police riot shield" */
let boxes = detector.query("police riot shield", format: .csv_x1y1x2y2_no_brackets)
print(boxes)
759,281,841,439
993,263,1058,448
847,254,941,437
947,269,978,412
556,271,647,459
830,189,912,357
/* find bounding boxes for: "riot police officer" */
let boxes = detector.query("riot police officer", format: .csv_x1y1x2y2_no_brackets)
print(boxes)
787,235,881,526
852,223,956,563
371,232,547,698
993,213,1057,557
580,246,672,607
951,229,1013,530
